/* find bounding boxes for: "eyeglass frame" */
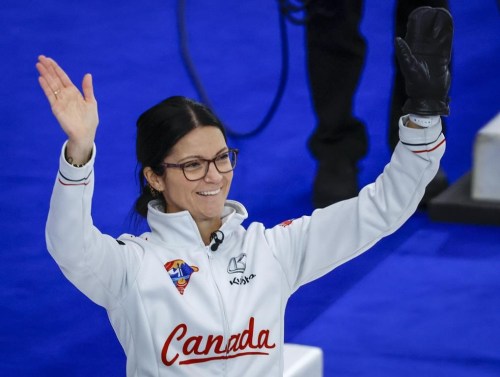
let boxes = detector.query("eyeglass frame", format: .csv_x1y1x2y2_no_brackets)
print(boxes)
159,148,239,181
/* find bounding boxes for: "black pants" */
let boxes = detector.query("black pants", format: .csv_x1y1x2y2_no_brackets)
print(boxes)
305,0,449,164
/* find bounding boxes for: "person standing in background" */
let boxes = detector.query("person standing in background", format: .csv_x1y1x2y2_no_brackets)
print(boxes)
304,0,450,208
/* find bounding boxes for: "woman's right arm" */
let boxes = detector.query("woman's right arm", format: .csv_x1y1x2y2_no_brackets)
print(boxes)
38,56,143,308
36,55,97,165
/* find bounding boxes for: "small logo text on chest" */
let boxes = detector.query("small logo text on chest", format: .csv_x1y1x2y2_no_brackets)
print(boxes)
229,274,256,286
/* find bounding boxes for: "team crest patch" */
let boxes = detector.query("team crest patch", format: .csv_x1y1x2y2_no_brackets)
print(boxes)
164,259,199,295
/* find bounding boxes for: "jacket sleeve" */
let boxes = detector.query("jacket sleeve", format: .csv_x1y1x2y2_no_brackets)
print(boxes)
45,142,144,308
265,117,446,293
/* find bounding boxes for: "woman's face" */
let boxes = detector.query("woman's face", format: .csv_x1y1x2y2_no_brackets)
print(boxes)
158,126,233,224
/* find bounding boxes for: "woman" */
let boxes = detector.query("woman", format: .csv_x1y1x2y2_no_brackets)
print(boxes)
37,7,452,376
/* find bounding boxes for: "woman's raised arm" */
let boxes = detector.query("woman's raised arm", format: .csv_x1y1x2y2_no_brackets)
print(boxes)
36,55,98,164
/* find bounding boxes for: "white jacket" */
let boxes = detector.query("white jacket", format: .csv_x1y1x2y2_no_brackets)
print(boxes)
46,118,445,376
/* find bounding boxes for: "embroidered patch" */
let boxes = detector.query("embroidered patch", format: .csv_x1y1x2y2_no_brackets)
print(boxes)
164,259,199,295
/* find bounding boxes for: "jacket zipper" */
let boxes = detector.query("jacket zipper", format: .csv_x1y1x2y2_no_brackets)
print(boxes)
207,249,230,377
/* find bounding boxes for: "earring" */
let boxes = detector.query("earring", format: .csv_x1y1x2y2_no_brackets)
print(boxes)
148,184,159,198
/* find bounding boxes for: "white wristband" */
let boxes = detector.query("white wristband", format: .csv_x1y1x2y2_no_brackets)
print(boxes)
409,114,440,128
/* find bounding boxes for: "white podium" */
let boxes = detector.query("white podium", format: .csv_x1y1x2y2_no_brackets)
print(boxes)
283,343,323,377
429,112,500,225
472,112,500,201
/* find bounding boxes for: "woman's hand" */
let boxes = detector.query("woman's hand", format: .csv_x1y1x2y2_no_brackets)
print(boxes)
36,55,98,164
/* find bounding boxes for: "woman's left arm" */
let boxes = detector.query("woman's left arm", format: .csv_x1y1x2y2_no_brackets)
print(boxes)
266,117,445,292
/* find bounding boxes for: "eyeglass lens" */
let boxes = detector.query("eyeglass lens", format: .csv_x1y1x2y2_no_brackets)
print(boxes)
183,150,237,180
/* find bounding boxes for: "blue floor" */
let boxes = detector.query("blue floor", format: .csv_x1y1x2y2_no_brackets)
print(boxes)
1,0,499,376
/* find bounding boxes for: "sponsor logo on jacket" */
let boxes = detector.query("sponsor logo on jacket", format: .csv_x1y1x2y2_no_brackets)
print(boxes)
161,316,276,366
227,253,247,274
227,253,256,286
229,274,256,285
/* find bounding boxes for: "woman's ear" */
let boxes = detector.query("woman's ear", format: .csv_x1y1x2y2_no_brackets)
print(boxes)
143,167,164,192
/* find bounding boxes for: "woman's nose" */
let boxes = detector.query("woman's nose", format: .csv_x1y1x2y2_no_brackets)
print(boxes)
204,161,223,182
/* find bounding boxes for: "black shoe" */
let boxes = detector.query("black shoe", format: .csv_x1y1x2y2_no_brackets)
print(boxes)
313,159,358,208
419,167,449,208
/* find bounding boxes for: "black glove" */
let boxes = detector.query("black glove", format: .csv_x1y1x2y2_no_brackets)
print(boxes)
396,6,453,116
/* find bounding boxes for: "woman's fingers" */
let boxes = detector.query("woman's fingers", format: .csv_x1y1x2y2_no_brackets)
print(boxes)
36,55,99,144
36,55,74,100
37,75,57,106
37,56,59,90
49,56,74,88
36,56,62,103
81,73,95,103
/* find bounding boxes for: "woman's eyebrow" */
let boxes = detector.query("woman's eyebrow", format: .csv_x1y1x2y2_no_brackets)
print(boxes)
176,147,229,163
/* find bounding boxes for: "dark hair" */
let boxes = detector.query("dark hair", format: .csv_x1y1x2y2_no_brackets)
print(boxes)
134,96,227,218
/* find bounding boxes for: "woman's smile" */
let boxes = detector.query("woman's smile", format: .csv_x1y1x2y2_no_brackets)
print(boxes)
197,187,222,196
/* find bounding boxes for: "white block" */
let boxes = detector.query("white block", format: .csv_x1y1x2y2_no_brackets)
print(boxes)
283,343,323,377
472,112,500,202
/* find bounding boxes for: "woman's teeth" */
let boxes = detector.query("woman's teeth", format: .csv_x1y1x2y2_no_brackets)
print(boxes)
198,188,221,196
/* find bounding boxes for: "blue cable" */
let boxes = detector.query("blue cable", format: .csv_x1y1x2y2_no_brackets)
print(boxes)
176,0,292,138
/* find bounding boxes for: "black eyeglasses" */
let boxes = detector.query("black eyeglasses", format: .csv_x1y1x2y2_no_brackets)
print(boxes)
161,148,238,181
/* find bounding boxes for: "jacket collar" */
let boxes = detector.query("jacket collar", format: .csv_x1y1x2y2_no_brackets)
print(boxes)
146,199,248,249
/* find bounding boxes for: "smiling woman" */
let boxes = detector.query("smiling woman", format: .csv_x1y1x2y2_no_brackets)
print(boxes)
37,8,452,375
130,96,236,245
144,126,235,244
133,96,231,222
